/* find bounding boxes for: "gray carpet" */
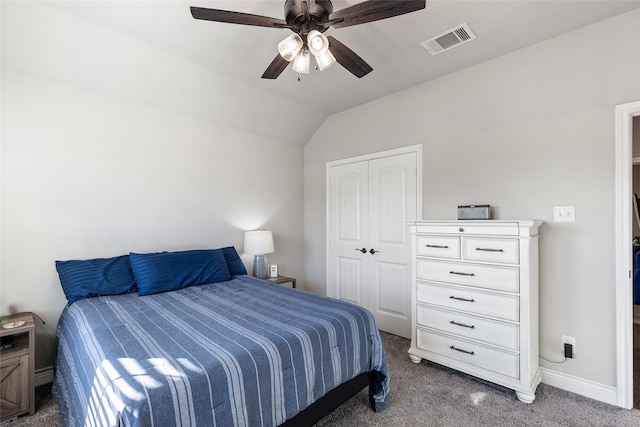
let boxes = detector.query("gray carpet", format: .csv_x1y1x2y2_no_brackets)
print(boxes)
6,332,640,426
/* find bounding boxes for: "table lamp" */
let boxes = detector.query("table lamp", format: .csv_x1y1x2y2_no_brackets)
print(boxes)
243,230,274,279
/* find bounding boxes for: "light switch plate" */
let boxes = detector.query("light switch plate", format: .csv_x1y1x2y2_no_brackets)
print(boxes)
554,206,575,222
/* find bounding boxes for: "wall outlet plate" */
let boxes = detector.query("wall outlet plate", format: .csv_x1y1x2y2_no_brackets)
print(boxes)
561,335,576,356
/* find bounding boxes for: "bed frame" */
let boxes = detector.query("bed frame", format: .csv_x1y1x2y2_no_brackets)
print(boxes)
282,371,373,426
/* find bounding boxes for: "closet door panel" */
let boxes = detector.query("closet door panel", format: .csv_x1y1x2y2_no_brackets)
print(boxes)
368,153,417,338
328,161,369,305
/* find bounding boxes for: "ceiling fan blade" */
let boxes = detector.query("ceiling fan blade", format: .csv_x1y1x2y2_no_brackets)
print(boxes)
329,0,425,29
190,6,286,28
262,54,290,79
327,36,373,78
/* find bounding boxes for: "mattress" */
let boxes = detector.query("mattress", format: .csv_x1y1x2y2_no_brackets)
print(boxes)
52,275,389,426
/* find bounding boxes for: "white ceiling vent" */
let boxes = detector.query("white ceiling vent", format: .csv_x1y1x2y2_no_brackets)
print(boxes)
421,23,476,56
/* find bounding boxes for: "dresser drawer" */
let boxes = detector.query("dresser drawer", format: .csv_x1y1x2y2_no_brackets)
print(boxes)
463,237,519,264
414,223,520,237
417,282,520,321
416,328,519,379
416,305,519,350
416,259,519,293
416,235,460,259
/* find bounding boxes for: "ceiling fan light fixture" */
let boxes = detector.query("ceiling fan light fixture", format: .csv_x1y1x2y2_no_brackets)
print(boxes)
315,50,336,71
190,0,427,79
278,34,303,62
292,48,311,74
307,30,329,56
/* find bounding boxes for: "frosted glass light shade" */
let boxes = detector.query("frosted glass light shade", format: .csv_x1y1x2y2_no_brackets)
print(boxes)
243,230,274,255
307,30,329,56
315,50,336,71
278,34,303,62
292,49,310,74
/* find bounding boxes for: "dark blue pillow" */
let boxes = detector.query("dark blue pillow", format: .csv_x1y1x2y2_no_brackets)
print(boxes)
55,255,137,305
130,249,231,296
220,246,247,276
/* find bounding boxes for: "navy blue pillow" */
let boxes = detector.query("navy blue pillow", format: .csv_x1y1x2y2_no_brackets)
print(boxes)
55,255,138,305
220,246,247,276
130,249,231,296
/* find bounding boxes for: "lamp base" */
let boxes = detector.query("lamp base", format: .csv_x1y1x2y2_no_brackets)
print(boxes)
253,254,267,279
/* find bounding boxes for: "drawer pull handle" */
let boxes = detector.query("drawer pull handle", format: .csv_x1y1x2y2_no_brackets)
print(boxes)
449,271,475,277
426,244,449,249
449,296,475,303
450,345,474,355
450,320,475,329
476,247,504,252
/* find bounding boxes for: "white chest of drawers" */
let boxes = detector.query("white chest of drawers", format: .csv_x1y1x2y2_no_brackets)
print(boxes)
408,220,542,403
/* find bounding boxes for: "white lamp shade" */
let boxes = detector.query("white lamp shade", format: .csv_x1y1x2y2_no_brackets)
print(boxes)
314,50,336,71
243,230,274,255
278,34,303,62
307,30,329,56
292,49,310,74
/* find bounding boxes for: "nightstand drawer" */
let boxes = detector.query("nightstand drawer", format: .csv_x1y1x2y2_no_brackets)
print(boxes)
416,258,519,293
416,305,519,350
417,282,520,321
416,328,519,379
463,238,519,264
416,236,460,259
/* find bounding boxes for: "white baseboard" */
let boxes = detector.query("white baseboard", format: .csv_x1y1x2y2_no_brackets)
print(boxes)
541,367,618,407
35,366,54,387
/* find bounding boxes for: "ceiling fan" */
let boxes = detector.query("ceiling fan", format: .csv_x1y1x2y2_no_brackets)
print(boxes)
190,0,426,79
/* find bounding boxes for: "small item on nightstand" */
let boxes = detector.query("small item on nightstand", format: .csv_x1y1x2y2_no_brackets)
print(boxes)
269,264,278,278
2,320,26,329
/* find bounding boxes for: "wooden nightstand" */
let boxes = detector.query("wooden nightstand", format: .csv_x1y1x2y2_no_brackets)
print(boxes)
266,276,297,289
0,312,35,421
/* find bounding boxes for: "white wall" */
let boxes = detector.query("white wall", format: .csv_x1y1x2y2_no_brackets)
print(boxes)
1,3,304,370
304,9,640,393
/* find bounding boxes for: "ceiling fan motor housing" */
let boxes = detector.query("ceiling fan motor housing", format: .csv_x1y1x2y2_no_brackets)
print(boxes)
284,0,333,35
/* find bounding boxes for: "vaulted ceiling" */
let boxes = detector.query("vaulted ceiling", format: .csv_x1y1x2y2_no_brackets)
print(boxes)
42,1,640,144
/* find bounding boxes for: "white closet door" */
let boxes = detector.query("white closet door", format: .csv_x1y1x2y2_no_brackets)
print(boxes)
327,161,369,306
328,151,417,338
367,153,417,338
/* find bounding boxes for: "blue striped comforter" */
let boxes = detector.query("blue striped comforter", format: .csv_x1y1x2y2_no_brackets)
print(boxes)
52,276,389,426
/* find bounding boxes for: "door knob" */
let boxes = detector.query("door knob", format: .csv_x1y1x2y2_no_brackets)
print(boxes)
356,248,367,253
369,248,380,254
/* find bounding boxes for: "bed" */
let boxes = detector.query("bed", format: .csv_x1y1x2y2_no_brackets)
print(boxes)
52,247,389,426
